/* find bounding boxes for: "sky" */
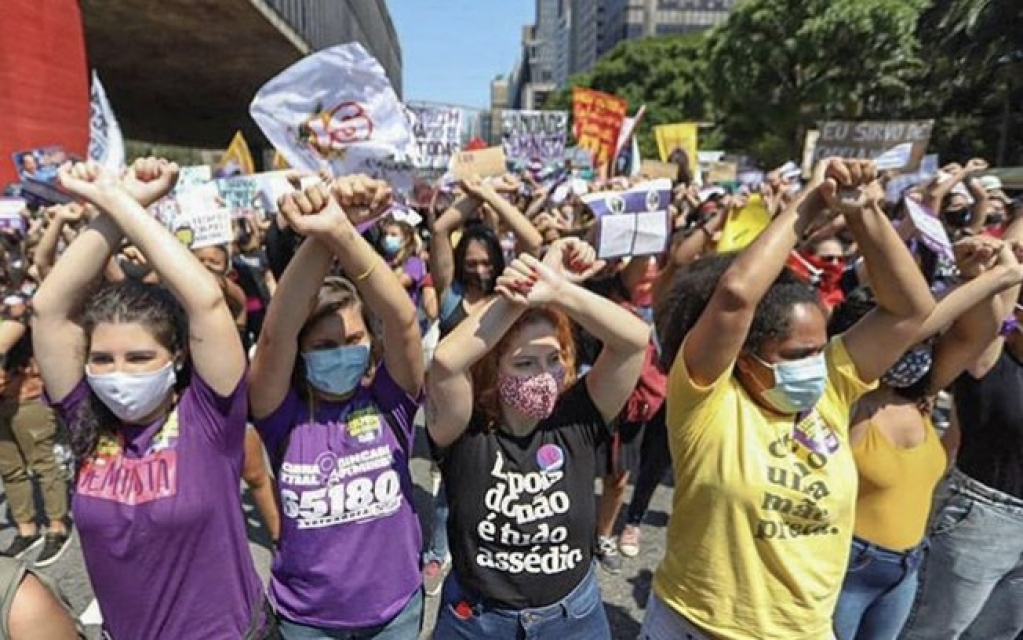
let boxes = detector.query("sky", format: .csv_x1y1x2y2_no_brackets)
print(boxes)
389,0,536,109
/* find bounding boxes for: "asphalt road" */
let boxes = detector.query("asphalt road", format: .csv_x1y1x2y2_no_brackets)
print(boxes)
2,423,674,640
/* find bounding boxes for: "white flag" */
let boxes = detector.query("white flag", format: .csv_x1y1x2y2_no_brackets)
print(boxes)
249,43,417,177
87,71,125,172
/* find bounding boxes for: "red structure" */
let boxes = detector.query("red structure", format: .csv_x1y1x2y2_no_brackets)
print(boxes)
0,0,89,187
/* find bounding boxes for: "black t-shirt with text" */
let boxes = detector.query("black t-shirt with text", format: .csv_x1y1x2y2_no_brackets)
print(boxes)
434,380,608,608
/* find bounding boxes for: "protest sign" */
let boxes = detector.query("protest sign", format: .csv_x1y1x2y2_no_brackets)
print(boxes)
449,147,507,181
87,71,125,172
566,146,594,170
801,130,820,178
343,147,416,195
904,196,953,260
218,132,255,177
173,184,233,249
408,105,462,173
0,198,27,233
501,110,568,165
584,179,672,259
215,176,261,218
654,123,698,171
639,161,678,180
572,88,627,169
12,146,67,183
717,194,772,253
175,165,212,194
812,120,934,172
705,162,738,185
250,42,417,177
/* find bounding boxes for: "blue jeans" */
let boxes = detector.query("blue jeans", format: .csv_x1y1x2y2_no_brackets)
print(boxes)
639,593,713,639
278,589,423,640
833,536,925,640
432,563,610,640
899,467,1023,639
423,481,450,564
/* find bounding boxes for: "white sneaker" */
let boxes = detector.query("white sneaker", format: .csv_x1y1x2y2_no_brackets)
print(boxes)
618,524,641,558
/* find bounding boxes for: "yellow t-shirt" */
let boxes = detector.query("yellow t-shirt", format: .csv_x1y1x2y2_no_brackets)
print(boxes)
652,336,872,640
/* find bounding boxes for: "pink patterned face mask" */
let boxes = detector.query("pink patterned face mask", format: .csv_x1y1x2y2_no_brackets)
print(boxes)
498,371,561,421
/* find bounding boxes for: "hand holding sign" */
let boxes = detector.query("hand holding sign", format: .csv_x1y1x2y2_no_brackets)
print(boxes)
543,238,605,284
123,157,181,207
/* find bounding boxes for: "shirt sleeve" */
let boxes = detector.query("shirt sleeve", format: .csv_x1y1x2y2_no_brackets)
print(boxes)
370,364,424,447
823,335,875,412
252,388,302,465
666,335,734,417
550,379,608,445
43,379,90,430
183,371,250,454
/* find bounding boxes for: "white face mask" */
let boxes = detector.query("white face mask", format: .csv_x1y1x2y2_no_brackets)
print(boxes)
86,363,177,424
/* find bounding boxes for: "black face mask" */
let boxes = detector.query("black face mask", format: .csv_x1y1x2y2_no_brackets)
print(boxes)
120,258,152,280
463,270,493,293
943,208,971,228
986,212,1006,227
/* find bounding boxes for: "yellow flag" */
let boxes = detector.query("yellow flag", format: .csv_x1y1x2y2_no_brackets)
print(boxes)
653,123,698,172
272,151,290,171
717,194,772,253
219,131,255,176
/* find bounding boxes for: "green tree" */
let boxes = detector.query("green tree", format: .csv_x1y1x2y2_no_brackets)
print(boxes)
704,0,928,166
544,34,717,160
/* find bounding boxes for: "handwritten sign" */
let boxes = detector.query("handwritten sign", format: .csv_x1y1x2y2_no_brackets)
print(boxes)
449,146,507,181
705,161,738,185
812,120,934,172
173,184,233,249
408,105,462,173
215,177,262,218
584,179,672,259
501,110,568,165
572,88,627,169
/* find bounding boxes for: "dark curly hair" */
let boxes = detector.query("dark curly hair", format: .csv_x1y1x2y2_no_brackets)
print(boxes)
655,253,823,372
73,280,190,461
828,287,933,401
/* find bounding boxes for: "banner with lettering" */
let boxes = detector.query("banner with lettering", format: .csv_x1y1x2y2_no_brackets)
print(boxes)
407,104,462,174
653,123,698,174
811,120,934,172
501,110,568,165
571,88,627,169
250,43,417,177
87,71,125,173
584,179,672,259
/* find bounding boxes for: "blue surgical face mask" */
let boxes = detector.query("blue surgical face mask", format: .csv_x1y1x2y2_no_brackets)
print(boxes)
754,353,827,415
382,236,403,256
302,345,371,396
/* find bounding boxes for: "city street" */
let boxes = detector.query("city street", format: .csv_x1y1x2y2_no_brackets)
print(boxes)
2,420,673,639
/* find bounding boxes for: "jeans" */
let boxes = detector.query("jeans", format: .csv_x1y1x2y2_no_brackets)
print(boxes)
899,467,1023,639
625,405,670,526
638,593,713,640
833,536,926,640
277,589,423,640
432,563,610,640
423,481,450,565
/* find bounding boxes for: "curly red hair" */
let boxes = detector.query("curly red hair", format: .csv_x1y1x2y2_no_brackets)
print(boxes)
471,307,577,431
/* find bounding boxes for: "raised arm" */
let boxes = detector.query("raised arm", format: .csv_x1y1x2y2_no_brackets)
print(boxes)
679,160,842,385
57,159,244,396
429,194,479,300
462,177,544,254
284,179,423,396
32,205,86,280
250,237,333,418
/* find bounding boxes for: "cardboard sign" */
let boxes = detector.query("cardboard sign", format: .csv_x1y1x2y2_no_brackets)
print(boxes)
639,161,678,180
572,88,627,168
705,161,737,185
501,110,568,165
584,179,672,259
717,194,772,253
407,104,462,173
449,146,507,181
812,120,934,172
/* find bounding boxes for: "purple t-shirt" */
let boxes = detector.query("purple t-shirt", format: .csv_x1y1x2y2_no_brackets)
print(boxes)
402,256,427,307
50,374,264,640
255,365,423,629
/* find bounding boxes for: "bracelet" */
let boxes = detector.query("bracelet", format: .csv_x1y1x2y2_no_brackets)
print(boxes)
354,263,376,282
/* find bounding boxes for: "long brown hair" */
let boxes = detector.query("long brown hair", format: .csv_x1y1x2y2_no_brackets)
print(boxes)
471,307,577,431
